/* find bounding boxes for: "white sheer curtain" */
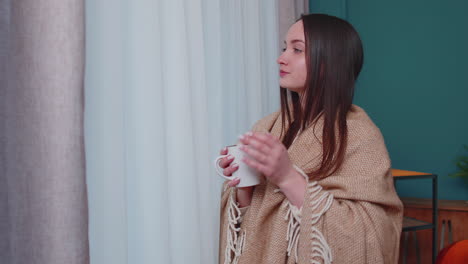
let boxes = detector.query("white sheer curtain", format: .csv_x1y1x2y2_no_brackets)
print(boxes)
85,1,278,263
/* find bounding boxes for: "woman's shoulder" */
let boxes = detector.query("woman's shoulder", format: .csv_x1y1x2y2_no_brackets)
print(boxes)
347,104,384,140
344,105,391,167
251,111,281,132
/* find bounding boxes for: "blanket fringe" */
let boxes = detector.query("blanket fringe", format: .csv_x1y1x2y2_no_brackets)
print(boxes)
308,181,333,264
273,166,334,264
283,165,308,263
286,202,302,262
224,190,247,264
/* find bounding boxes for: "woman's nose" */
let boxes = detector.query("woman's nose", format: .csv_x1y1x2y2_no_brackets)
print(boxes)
277,52,287,65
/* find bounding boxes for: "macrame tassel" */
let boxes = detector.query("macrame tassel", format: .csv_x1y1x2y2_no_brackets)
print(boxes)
286,202,302,262
308,181,333,264
281,165,309,263
278,166,334,263
310,226,333,264
232,230,246,264
224,190,247,264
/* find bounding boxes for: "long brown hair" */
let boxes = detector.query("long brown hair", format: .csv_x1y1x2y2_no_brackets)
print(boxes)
280,14,364,178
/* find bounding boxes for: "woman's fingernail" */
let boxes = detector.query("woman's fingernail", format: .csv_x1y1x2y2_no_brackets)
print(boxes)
227,155,234,160
222,147,227,152
232,163,239,169
246,131,253,136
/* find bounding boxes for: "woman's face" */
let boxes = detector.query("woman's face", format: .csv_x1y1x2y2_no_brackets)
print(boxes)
277,20,307,93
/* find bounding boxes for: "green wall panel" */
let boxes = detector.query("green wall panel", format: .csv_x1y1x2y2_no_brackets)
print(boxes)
310,0,468,199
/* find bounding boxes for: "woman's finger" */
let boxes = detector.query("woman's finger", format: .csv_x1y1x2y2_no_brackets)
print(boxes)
242,157,269,176
252,132,278,148
223,163,239,176
227,177,240,187
219,154,234,169
242,136,271,156
240,145,268,165
220,147,228,155
239,132,276,148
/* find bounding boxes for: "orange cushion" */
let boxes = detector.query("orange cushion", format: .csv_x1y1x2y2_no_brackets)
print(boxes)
436,240,468,264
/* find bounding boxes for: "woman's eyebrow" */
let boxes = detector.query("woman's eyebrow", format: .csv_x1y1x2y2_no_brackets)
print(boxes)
284,39,305,44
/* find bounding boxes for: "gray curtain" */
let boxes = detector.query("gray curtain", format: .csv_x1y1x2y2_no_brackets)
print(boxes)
278,0,309,52
0,0,89,263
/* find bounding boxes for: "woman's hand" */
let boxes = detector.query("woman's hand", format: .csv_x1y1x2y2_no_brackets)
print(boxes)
239,132,306,207
218,147,240,187
219,147,254,207
238,132,297,188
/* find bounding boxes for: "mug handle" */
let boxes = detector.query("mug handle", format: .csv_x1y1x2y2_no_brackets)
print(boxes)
214,155,235,181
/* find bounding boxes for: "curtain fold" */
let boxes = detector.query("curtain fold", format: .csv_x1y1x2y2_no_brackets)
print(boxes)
0,0,11,260
278,0,309,51
0,0,88,264
85,1,278,263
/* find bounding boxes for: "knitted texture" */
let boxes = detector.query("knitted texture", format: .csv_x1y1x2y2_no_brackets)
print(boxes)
218,105,403,264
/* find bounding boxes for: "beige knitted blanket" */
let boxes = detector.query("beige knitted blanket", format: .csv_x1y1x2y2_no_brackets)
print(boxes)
218,105,403,264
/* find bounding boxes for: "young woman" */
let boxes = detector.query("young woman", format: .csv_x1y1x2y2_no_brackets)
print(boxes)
218,14,403,264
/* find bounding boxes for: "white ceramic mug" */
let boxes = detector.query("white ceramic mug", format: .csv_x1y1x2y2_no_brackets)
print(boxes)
214,144,262,187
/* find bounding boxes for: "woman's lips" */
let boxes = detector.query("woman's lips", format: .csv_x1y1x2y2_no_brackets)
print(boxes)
280,70,289,77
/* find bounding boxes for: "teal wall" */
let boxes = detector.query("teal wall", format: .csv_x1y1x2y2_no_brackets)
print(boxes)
310,0,468,200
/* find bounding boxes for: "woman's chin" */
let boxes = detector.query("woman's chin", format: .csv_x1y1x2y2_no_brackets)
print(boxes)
280,85,304,94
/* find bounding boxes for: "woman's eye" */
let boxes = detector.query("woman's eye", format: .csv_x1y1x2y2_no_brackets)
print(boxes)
282,47,302,53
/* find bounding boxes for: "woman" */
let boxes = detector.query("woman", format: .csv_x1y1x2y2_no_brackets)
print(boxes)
218,14,403,264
